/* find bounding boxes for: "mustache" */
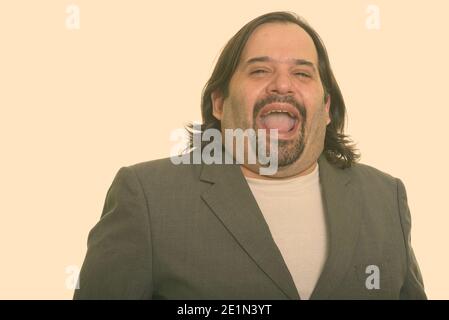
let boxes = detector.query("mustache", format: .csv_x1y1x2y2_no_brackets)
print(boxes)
253,95,307,120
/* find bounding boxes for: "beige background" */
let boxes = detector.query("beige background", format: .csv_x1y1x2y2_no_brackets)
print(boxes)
0,0,447,299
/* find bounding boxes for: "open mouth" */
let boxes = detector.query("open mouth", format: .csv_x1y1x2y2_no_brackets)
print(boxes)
256,103,300,139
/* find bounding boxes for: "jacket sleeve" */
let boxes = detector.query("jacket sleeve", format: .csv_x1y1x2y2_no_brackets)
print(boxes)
396,178,427,300
73,166,153,299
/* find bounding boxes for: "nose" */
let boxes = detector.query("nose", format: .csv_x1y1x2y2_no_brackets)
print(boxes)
266,71,294,95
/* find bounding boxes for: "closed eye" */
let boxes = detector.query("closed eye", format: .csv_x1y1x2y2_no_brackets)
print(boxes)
251,69,268,75
295,72,311,78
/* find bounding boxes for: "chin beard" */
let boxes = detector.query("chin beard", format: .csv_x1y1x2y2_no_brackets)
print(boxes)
254,121,306,168
277,137,305,167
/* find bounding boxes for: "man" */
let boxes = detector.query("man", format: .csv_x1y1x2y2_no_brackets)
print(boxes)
74,12,426,299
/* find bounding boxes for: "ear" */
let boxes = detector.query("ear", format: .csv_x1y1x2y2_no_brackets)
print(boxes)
324,94,331,125
211,90,225,120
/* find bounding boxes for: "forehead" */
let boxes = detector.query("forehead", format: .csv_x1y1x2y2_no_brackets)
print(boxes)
240,22,318,65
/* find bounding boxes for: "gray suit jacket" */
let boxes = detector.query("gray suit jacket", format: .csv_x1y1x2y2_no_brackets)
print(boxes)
74,152,426,299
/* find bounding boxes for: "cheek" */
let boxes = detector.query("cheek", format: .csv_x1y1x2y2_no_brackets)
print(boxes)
225,93,253,123
304,100,328,131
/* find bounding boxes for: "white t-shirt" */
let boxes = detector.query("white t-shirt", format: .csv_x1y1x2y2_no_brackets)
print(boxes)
244,163,328,300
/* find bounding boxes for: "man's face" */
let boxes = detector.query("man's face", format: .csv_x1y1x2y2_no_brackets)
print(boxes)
212,22,331,178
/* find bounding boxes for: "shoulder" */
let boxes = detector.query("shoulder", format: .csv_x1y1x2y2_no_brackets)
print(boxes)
341,161,401,194
114,154,210,214
123,153,203,188
351,161,397,182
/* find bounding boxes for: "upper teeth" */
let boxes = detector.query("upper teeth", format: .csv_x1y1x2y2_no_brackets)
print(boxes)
265,110,295,117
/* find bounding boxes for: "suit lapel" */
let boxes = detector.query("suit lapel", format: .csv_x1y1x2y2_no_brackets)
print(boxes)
199,161,300,300
309,154,363,299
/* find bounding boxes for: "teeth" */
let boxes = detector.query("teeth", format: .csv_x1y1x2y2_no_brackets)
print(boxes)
264,110,295,117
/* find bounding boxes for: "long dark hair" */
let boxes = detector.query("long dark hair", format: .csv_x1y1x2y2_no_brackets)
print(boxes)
185,11,360,168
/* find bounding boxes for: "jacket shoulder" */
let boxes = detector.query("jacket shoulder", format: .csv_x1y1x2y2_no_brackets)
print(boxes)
346,161,399,192
124,155,203,186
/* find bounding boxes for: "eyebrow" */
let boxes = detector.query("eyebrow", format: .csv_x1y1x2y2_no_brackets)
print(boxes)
245,56,316,71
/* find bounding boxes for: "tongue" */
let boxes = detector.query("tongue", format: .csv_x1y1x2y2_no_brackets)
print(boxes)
261,113,296,133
